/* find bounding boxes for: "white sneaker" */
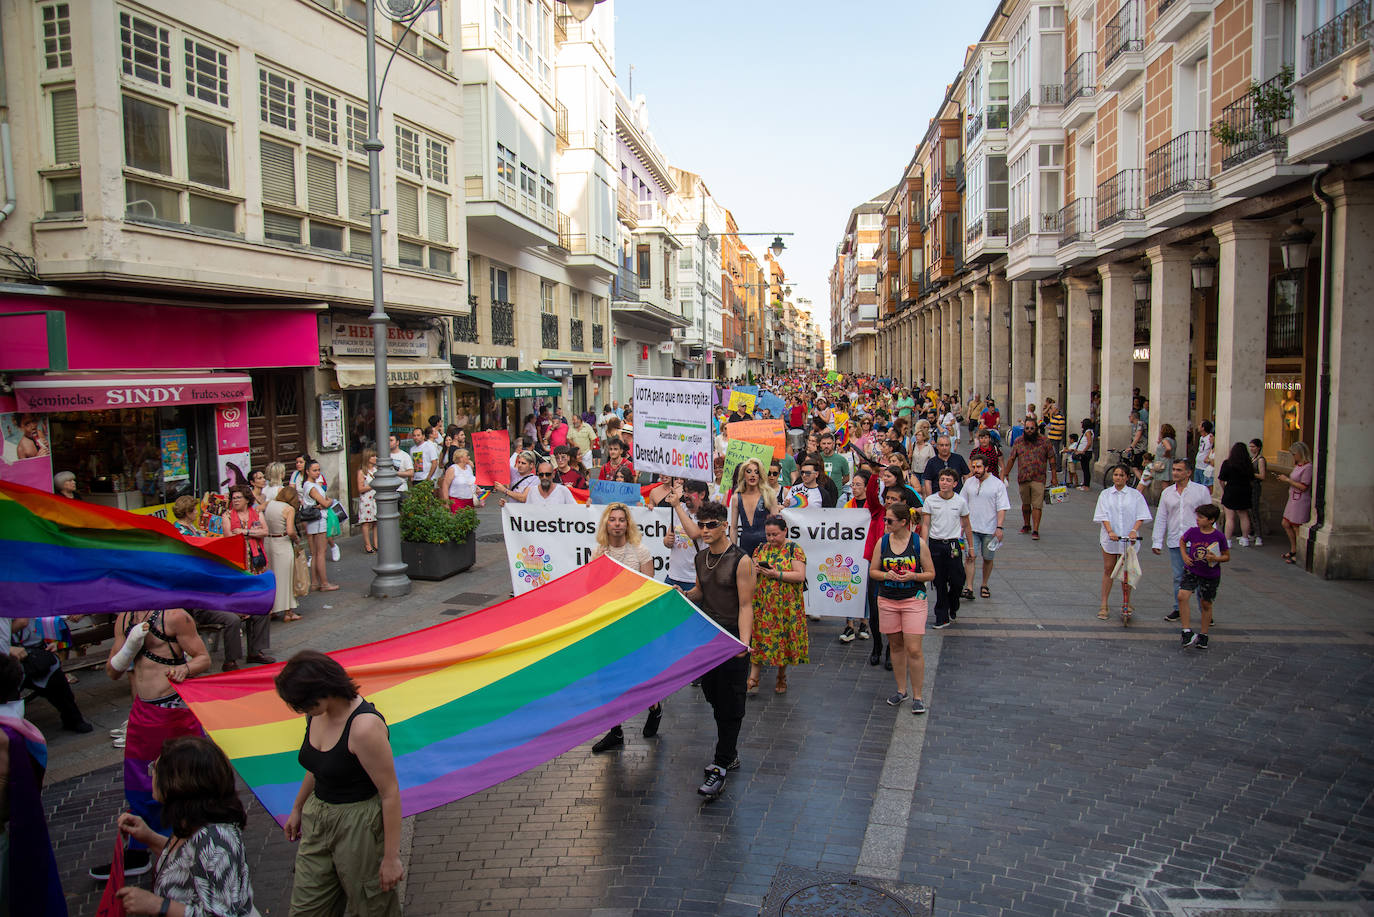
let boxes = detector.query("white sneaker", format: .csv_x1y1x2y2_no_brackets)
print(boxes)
1237,536,1250,547
109,720,128,738
1253,536,1263,546
331,543,341,562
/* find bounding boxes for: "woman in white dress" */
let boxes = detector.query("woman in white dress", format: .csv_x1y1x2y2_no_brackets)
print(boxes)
1093,464,1152,624
356,449,378,554
302,460,337,592
264,486,301,621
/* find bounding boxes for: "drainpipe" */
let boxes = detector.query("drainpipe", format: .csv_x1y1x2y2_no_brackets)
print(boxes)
0,12,15,224
1305,166,1334,574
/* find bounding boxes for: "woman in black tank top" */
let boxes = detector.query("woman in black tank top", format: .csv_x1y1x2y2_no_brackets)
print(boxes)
275,650,404,914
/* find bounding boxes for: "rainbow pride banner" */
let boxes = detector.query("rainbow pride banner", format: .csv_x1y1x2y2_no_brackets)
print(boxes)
0,480,274,617
175,556,746,824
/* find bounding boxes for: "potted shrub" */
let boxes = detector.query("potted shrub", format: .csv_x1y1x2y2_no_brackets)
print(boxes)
398,480,480,580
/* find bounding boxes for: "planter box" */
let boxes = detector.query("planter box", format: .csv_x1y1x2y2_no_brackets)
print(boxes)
401,537,476,581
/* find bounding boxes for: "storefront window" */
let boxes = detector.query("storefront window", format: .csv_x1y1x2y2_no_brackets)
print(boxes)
1263,375,1303,462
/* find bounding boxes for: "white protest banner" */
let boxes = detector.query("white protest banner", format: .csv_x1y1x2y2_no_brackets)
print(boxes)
502,504,673,594
780,508,871,619
503,503,871,618
631,377,714,483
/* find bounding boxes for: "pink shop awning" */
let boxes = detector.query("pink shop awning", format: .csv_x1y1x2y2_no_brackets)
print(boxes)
13,372,253,412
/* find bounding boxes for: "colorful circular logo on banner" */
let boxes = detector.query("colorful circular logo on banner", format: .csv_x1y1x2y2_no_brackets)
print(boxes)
816,554,863,602
515,545,554,587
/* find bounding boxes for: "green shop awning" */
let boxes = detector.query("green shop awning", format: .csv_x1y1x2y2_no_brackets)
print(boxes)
456,369,562,399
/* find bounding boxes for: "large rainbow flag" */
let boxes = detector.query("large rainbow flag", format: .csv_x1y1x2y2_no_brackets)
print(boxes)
0,480,275,617
176,556,745,823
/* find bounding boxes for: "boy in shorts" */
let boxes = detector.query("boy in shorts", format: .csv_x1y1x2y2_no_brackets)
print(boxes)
1177,503,1229,648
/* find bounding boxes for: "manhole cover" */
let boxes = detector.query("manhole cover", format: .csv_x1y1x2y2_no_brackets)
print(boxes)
445,591,501,605
763,866,933,917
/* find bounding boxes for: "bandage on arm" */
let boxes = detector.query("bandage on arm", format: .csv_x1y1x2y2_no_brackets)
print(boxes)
111,621,150,671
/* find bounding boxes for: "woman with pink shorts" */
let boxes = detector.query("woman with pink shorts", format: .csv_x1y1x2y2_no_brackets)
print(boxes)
870,494,937,715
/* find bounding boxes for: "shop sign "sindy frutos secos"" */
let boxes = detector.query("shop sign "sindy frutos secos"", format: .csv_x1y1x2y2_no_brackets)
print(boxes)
15,377,253,411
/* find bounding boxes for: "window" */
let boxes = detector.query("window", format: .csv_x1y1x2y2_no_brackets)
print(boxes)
259,68,296,131
571,289,581,319
1038,144,1063,229
490,265,510,302
186,115,229,188
120,12,170,88
496,143,516,185
306,88,338,145
541,175,554,209
396,124,421,175
637,244,651,282
346,104,368,153
1010,150,1031,235
45,86,81,214
394,124,453,272
1261,0,1297,79
184,39,228,108
426,137,448,184
260,138,296,206
42,4,72,69
542,282,555,313
123,95,172,174
520,163,537,196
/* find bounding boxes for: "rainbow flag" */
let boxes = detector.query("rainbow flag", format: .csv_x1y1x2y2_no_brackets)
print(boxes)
784,489,810,508
175,556,745,824
0,480,275,617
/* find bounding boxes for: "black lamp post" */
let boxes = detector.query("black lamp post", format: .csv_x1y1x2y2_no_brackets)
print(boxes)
1190,247,1217,290
1279,217,1315,273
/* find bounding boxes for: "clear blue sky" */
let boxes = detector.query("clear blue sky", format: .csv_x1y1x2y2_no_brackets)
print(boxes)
612,0,1002,337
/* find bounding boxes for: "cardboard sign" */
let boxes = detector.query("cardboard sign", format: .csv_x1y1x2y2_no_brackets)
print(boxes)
589,478,642,506
727,385,758,414
471,429,511,487
727,419,786,460
720,438,774,490
757,392,787,418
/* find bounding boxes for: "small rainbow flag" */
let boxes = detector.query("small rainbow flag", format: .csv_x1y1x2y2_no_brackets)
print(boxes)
784,489,810,508
176,556,745,824
0,480,274,617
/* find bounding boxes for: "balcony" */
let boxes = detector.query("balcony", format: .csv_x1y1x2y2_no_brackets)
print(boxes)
954,158,966,190
1217,73,1291,169
570,318,584,352
614,265,639,302
1101,1,1145,91
1146,131,1211,204
1304,0,1369,71
617,183,639,228
1011,91,1032,128
1063,52,1099,128
564,233,617,270
555,101,569,148
1010,216,1031,245
1009,207,1064,279
967,111,985,144
1155,0,1214,43
1289,1,1374,162
491,300,516,347
966,218,984,245
541,312,560,350
1041,83,1065,106
454,298,479,343
1057,197,1097,265
592,322,605,351
1097,169,1144,228
554,212,572,253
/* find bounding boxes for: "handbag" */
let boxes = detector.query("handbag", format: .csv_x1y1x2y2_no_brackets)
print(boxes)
298,502,323,522
19,644,60,684
292,544,310,597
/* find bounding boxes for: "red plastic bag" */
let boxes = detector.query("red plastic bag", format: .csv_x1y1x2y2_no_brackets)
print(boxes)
95,834,126,917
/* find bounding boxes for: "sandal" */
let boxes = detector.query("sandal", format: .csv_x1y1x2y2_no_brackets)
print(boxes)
980,586,991,599
1097,605,1110,620
960,588,976,601
746,676,759,696
318,584,340,592
775,672,788,694
283,611,303,623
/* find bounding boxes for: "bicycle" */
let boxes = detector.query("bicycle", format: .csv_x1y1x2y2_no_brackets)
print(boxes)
1101,448,1142,490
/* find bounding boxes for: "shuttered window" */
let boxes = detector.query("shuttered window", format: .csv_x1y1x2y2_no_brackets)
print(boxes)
305,153,337,214
347,165,370,221
398,240,424,267
395,181,420,236
427,191,448,242
350,228,371,258
263,210,301,242
51,88,79,164
260,138,296,206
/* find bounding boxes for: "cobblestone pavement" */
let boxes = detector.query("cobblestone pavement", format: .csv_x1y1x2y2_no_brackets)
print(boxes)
38,484,1374,916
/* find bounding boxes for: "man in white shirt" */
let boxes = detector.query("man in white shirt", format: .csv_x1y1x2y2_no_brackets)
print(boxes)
960,456,1011,600
420,426,443,481
522,461,578,505
387,433,414,492
1152,458,1214,621
409,428,431,481
782,456,826,507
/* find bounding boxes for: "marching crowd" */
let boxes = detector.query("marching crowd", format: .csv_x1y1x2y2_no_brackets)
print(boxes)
3,367,1321,917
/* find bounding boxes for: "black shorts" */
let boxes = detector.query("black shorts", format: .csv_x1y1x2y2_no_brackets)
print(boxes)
1179,570,1220,602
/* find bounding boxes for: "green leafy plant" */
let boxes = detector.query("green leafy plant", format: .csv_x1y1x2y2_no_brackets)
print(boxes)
1211,66,1294,145
398,480,478,545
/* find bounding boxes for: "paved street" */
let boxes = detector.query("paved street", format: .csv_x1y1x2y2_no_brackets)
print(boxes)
37,486,1374,916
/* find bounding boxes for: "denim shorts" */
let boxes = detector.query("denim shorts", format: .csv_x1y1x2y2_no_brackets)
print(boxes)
1179,570,1220,602
968,531,999,561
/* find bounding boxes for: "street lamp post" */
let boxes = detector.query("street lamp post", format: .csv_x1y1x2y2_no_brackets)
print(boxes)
694,220,792,380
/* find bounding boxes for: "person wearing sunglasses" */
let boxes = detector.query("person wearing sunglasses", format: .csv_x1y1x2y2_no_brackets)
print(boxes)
681,501,755,800
872,495,936,715
499,460,577,505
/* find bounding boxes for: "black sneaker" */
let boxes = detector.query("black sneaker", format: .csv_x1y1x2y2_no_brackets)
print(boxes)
1196,633,1209,649
642,704,662,738
1181,629,1196,647
931,620,951,630
839,625,856,644
885,691,909,707
90,849,151,881
697,764,727,798
911,698,928,716
591,726,624,753
856,621,872,640
868,651,882,666
724,756,741,771
1165,610,1181,622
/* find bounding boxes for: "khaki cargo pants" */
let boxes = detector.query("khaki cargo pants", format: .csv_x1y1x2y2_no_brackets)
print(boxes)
290,794,401,917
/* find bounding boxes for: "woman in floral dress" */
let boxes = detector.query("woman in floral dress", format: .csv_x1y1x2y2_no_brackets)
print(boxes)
748,515,808,695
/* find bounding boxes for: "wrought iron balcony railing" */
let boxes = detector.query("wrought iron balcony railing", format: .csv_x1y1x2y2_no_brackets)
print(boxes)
966,217,984,245
1065,52,1097,104
1096,170,1144,228
954,157,966,190
1009,216,1031,245
1146,131,1211,203
555,101,569,146
1304,0,1369,72
592,322,604,351
570,318,584,352
1104,0,1143,69
1216,72,1292,169
491,300,516,347
967,111,985,143
1041,83,1065,105
541,312,560,349
1058,197,1095,246
1040,210,1062,234
1011,91,1032,128
454,298,479,343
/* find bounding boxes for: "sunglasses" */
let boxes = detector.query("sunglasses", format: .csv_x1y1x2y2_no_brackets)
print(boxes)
802,468,818,475
768,471,780,477
538,472,554,478
699,520,723,530
884,518,901,525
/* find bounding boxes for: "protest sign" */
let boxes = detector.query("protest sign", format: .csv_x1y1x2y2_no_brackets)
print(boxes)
631,378,714,483
720,439,775,490
833,411,849,447
780,507,871,619
589,478,642,505
757,392,786,418
826,371,841,383
727,385,758,414
471,429,510,487
500,503,866,617
727,419,785,460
